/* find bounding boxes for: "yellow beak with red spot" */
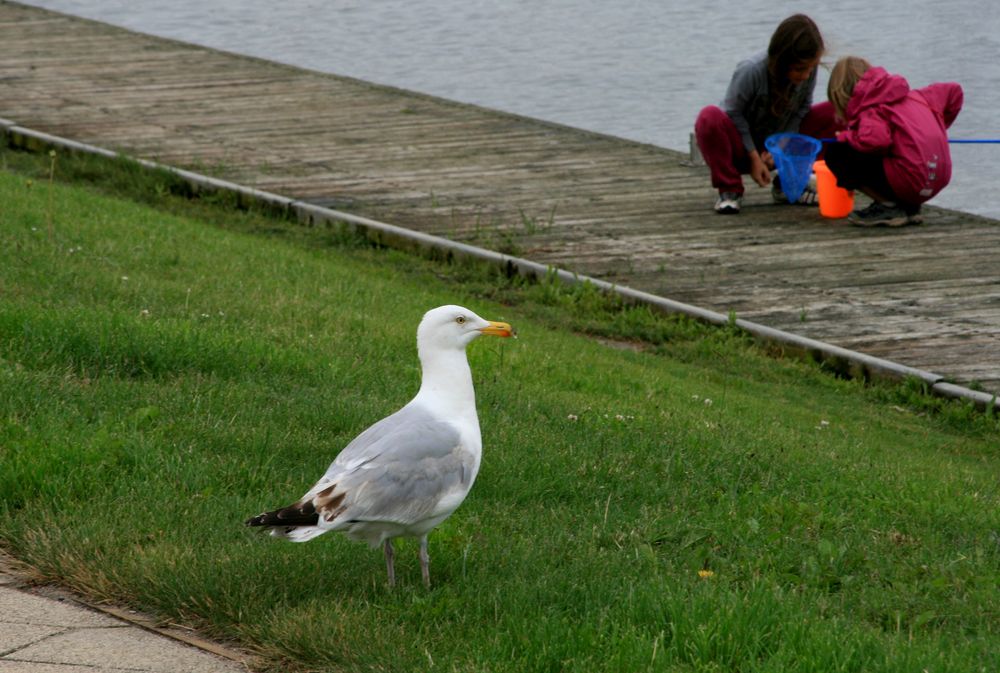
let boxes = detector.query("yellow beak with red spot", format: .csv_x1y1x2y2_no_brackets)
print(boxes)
479,321,515,338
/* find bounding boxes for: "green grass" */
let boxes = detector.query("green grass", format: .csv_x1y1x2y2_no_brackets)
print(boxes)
1,146,999,672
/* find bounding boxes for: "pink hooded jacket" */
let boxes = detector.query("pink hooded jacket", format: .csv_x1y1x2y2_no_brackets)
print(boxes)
837,67,963,205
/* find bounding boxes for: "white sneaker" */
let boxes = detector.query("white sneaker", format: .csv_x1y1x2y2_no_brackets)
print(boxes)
714,192,743,214
772,173,818,205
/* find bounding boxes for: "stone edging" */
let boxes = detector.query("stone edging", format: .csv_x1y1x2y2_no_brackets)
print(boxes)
2,118,994,410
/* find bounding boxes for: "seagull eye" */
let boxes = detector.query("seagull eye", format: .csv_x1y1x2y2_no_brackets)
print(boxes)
456,316,466,325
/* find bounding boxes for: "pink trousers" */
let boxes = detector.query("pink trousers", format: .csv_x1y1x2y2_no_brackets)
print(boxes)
694,102,841,194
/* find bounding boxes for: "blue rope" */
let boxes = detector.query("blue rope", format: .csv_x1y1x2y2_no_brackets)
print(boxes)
820,137,1000,144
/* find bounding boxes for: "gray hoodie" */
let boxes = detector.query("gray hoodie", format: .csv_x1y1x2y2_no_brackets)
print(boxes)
722,51,816,154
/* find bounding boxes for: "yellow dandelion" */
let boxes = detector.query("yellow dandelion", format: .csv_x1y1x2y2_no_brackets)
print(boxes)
697,569,715,579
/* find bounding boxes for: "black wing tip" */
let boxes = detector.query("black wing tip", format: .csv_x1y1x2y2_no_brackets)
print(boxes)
244,503,320,529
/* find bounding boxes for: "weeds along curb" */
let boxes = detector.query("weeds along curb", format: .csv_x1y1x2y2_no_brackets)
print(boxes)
2,119,995,412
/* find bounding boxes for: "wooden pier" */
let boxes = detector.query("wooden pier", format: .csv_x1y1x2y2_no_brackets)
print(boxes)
1,1,998,394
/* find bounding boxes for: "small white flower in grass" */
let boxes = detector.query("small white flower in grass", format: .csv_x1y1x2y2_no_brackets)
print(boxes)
140,309,150,318
704,398,713,406
816,419,830,430
615,414,625,421
567,414,579,422
201,313,210,318
121,276,129,281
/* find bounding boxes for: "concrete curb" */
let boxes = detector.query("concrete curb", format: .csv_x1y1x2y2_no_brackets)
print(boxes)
2,121,995,411
0,551,253,672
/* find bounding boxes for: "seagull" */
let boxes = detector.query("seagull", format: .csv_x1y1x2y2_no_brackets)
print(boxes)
246,305,514,588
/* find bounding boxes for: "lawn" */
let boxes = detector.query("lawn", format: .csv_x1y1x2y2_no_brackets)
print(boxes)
1,148,998,672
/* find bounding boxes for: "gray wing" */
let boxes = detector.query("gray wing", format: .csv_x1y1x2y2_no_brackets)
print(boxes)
330,404,460,473
307,404,473,527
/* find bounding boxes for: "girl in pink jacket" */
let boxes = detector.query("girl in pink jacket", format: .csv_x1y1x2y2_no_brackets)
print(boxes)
826,57,963,227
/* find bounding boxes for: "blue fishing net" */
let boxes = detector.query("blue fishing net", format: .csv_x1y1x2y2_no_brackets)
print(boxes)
765,133,822,204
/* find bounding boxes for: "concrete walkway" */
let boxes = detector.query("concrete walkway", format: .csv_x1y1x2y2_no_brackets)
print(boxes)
0,556,251,673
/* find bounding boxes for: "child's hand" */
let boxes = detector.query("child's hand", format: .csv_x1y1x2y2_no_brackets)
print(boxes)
749,152,772,187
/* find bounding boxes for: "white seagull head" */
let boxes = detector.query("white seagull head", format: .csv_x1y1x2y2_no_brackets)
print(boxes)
416,304,514,354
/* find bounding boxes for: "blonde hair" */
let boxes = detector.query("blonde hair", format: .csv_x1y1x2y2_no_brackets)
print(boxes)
828,56,872,118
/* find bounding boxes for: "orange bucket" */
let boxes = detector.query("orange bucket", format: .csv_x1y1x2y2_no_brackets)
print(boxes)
813,160,854,218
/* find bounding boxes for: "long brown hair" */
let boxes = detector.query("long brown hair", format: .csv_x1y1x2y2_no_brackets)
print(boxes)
767,14,824,116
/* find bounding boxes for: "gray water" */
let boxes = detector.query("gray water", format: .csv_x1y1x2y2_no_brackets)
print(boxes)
21,0,1000,219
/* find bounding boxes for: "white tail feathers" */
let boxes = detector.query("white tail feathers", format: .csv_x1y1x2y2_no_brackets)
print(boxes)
270,526,329,542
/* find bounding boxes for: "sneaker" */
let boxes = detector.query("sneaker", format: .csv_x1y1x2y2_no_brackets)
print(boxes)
771,173,818,205
714,191,743,214
849,202,920,227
